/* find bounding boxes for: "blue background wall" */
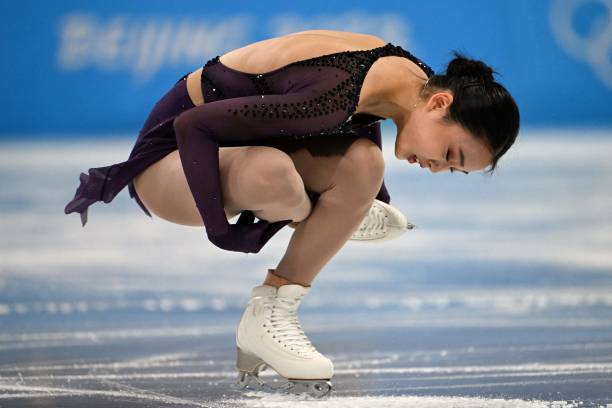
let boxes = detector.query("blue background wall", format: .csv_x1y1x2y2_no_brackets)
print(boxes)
1,0,611,137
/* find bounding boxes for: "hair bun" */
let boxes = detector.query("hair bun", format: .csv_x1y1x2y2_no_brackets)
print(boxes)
446,51,495,83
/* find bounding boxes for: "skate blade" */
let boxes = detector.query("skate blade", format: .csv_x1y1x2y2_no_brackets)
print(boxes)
234,371,274,392
235,348,271,392
282,379,333,398
234,372,333,398
235,348,332,398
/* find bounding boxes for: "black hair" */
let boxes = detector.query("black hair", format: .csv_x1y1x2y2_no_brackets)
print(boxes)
425,51,520,174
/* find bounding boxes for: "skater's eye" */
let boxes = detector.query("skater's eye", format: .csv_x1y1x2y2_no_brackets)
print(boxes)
447,149,456,174
449,167,468,174
448,147,469,175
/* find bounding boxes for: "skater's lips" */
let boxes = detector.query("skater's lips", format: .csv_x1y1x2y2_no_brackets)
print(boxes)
407,155,429,168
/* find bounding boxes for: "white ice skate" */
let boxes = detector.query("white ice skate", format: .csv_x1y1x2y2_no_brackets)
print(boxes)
350,199,416,242
235,284,333,397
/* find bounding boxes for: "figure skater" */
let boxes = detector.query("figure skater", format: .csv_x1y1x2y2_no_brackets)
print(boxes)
64,29,520,396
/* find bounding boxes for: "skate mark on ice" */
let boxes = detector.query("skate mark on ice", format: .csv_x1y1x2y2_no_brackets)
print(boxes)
225,393,581,407
96,377,210,407
0,382,224,407
2,360,611,382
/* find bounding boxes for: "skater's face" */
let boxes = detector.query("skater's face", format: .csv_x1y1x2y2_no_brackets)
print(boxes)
394,91,493,174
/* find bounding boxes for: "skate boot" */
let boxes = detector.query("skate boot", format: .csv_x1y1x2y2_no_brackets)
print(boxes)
235,284,333,397
350,199,416,242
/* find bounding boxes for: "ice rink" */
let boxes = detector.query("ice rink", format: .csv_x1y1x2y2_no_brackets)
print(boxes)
1,130,611,407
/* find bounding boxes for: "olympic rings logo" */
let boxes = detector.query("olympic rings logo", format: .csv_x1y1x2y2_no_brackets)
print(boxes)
550,0,612,89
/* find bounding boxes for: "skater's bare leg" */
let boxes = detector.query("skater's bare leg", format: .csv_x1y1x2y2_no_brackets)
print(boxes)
236,138,383,397
266,138,385,287
133,146,312,226
133,138,384,288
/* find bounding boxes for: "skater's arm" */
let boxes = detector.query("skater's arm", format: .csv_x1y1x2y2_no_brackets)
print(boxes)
173,91,353,253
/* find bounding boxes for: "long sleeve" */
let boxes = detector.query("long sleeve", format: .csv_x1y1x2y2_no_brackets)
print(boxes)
173,89,355,254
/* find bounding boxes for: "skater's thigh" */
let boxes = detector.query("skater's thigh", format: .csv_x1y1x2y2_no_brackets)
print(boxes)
133,146,251,227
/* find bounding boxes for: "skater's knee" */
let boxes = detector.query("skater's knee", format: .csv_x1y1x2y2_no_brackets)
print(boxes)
335,138,385,197
173,110,197,142
245,147,306,207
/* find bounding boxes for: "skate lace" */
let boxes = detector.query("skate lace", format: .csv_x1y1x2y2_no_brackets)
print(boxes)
356,205,386,237
265,295,317,356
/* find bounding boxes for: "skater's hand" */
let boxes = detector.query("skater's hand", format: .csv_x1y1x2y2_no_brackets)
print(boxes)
208,212,292,253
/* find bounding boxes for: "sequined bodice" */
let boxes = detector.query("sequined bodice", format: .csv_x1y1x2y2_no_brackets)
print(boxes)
200,42,434,142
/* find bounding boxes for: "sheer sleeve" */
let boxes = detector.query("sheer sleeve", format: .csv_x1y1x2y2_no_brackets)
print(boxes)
173,90,353,254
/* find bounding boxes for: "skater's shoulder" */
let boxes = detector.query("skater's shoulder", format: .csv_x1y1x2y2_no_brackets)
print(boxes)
216,32,388,76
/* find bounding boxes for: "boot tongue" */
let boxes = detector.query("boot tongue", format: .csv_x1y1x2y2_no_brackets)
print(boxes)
250,285,277,298
276,284,310,299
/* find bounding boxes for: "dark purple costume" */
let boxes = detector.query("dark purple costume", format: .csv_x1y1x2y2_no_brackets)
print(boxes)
64,42,434,253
